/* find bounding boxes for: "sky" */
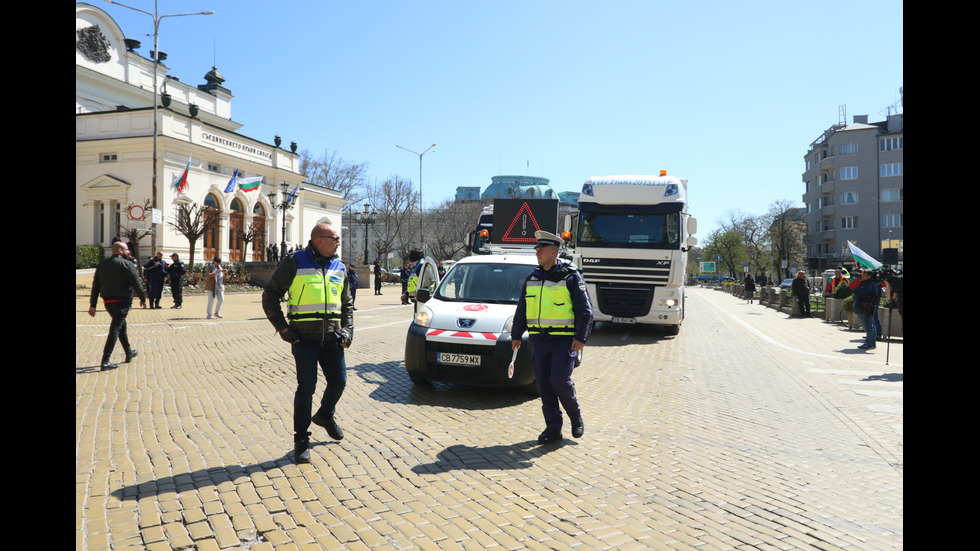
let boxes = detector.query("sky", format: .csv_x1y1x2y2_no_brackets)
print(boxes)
98,0,903,240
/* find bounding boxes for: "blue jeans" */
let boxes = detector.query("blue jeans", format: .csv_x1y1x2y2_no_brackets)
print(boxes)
856,310,876,348
291,338,347,438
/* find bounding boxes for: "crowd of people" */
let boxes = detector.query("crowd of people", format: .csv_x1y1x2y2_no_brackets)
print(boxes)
741,265,903,352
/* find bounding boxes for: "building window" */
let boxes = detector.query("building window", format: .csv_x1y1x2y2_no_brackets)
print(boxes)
840,216,858,230
880,163,903,177
839,167,858,180
881,188,903,202
879,137,903,151
881,214,903,227
839,142,858,156
839,192,858,205
207,163,220,173
100,153,118,163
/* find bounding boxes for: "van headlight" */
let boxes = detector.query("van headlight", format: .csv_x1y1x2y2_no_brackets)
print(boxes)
415,306,432,327
502,316,514,333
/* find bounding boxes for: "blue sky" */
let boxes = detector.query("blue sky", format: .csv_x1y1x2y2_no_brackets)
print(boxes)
99,0,903,239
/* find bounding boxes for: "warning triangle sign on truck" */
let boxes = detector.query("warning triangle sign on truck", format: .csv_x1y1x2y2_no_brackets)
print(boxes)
493,199,559,244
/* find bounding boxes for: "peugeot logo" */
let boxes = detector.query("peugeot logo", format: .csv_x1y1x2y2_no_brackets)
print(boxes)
457,318,476,329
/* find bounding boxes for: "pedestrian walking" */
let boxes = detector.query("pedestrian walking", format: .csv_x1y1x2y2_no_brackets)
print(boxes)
511,231,593,444
374,260,383,295
205,257,226,319
744,273,756,304
262,223,354,464
88,242,147,370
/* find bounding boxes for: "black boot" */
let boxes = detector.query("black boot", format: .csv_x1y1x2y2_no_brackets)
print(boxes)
294,437,311,464
125,348,139,363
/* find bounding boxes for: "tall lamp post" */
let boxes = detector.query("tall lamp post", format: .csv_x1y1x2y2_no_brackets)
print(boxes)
356,204,377,265
268,182,298,255
104,1,213,257
395,143,435,255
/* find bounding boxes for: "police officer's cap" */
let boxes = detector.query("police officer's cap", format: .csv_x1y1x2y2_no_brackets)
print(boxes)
534,231,563,249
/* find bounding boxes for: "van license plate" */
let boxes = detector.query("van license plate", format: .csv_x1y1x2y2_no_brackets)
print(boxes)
613,317,636,324
437,353,481,366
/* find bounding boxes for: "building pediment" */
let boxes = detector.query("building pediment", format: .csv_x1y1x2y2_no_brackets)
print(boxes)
81,174,131,201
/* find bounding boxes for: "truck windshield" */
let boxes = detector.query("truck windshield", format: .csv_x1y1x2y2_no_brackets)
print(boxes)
577,204,682,249
435,263,534,304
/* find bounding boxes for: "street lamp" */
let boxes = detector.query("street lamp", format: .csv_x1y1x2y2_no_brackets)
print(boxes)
395,143,435,254
268,181,298,255
356,204,377,265
104,1,213,257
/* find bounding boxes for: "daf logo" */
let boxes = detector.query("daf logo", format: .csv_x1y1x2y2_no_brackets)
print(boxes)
582,258,600,264
457,318,476,329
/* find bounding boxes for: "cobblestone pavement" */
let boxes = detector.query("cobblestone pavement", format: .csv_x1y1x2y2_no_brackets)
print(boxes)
76,284,902,550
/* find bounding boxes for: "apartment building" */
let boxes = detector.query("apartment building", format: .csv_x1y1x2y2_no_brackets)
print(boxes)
801,113,903,266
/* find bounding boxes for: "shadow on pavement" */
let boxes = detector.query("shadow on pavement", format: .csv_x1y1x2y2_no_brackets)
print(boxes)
412,440,568,474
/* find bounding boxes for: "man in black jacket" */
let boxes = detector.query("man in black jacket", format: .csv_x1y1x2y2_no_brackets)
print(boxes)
262,223,354,463
166,253,187,309
89,242,147,370
791,270,812,317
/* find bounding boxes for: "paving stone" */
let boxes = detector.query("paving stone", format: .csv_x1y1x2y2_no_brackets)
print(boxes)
76,287,902,549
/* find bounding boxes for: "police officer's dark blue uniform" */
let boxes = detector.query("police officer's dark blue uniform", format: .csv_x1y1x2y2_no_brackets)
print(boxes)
511,231,594,444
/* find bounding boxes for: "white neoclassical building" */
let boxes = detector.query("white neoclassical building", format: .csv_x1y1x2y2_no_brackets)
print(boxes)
75,2,345,266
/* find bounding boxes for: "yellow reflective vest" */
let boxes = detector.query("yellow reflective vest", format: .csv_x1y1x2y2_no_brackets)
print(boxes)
287,252,346,323
524,272,576,336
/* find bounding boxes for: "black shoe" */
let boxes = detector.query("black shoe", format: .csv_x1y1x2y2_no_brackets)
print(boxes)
312,413,344,440
100,361,119,371
294,438,311,464
571,416,585,438
538,429,562,444
125,349,138,363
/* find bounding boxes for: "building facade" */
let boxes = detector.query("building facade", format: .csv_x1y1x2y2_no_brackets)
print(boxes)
801,113,904,264
76,3,344,265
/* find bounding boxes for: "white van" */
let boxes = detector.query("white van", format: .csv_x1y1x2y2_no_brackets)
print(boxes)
404,252,540,393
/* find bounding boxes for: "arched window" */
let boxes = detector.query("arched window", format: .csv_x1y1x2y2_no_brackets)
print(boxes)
203,193,221,260
229,198,245,262
252,203,267,261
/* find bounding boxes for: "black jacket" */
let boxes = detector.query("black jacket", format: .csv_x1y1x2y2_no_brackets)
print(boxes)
262,242,354,345
90,254,147,307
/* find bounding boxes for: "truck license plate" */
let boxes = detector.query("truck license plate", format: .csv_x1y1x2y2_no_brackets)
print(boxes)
612,317,636,324
437,353,481,366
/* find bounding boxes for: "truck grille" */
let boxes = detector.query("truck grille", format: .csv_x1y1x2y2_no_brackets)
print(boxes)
595,285,655,317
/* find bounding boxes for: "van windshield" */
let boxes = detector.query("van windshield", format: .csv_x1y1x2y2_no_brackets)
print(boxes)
435,263,534,304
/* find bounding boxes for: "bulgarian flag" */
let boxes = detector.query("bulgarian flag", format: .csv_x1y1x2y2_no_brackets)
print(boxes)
847,241,882,270
173,156,191,193
238,176,263,192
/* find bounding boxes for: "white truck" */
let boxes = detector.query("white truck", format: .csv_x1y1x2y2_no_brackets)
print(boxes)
574,172,697,335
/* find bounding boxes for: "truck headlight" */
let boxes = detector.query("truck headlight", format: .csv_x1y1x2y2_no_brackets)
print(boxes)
661,298,678,308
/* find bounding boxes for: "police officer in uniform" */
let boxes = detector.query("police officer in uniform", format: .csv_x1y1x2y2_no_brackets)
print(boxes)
511,231,594,444
263,223,353,463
